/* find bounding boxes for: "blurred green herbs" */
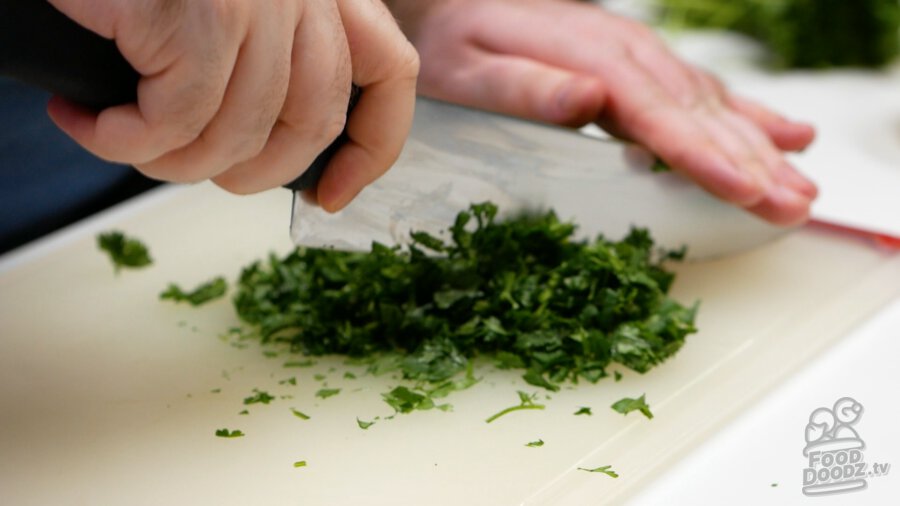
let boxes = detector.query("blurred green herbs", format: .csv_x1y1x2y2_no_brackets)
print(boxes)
657,0,900,68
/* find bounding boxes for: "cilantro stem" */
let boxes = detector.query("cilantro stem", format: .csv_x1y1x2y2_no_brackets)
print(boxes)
485,403,545,424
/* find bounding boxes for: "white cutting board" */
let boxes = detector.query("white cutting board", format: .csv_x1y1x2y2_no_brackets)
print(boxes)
0,183,897,505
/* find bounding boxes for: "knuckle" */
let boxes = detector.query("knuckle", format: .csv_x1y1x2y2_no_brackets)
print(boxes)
320,114,347,146
396,42,421,79
235,132,270,161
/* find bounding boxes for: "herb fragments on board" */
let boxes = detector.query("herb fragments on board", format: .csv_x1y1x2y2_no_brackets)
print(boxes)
233,203,697,398
97,231,152,273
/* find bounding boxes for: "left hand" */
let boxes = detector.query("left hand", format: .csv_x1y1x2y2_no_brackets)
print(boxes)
389,0,818,226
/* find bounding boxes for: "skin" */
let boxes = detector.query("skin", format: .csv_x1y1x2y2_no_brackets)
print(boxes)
388,0,818,226
45,0,419,212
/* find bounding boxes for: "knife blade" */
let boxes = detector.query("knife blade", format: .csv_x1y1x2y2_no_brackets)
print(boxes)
291,97,790,260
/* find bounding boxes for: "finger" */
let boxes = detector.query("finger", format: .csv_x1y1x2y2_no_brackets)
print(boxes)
745,188,813,226
212,0,352,194
137,4,294,182
716,109,818,200
314,0,420,212
420,49,606,127
47,0,239,165
727,95,816,152
695,108,813,224
594,57,768,206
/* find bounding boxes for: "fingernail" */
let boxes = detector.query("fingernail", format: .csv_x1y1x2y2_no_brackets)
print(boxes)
779,165,818,199
769,185,811,211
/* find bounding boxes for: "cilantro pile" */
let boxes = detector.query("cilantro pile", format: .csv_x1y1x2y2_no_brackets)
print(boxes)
233,203,697,394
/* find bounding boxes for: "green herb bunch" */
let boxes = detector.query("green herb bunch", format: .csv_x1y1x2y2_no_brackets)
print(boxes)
234,203,696,392
658,0,900,68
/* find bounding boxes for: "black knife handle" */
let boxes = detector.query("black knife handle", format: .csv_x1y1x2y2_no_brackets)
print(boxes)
0,0,138,109
0,0,352,192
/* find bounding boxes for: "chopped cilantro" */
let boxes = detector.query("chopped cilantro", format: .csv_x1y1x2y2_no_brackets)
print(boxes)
230,204,696,408
356,418,375,429
210,388,221,394
611,394,653,420
160,277,227,306
578,465,618,478
279,377,297,386
293,461,307,468
215,428,244,438
290,408,310,420
97,231,152,273
343,372,357,380
243,389,275,405
614,371,622,382
382,386,434,413
574,406,592,416
485,391,545,423
238,409,249,415
525,439,545,447
313,373,326,381
315,388,341,399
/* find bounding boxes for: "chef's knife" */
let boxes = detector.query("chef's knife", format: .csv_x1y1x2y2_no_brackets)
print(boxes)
290,98,789,260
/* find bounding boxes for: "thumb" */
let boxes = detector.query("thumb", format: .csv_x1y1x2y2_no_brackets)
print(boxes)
424,52,606,127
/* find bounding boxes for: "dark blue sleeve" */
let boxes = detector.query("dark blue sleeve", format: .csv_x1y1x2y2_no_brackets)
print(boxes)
0,78,160,254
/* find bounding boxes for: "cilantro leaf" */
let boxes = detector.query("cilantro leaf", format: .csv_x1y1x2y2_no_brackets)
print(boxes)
243,389,275,405
215,428,244,438
382,386,434,413
315,388,341,399
611,394,653,420
578,465,619,478
290,408,310,420
293,460,307,468
356,418,375,429
525,439,545,447
97,231,152,273
574,406,592,416
160,277,227,306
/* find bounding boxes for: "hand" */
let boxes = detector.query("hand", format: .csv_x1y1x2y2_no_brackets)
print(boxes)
46,0,419,212
390,0,817,225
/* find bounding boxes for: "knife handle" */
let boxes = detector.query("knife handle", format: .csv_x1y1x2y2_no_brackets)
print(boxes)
0,0,350,192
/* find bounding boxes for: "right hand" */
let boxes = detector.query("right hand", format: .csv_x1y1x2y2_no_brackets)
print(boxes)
46,0,419,212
